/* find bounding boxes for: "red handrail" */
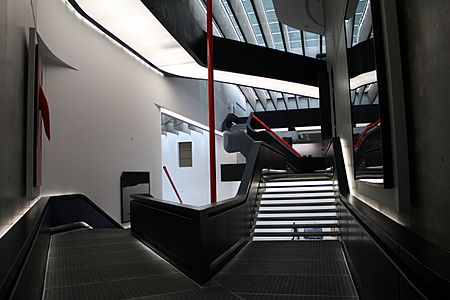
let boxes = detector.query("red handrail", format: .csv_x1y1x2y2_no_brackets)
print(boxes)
353,119,381,150
251,114,303,157
162,166,183,204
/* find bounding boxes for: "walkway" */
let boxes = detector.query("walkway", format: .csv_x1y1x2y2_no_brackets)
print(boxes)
44,229,357,299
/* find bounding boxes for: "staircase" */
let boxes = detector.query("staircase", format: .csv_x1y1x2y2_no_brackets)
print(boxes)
252,170,339,241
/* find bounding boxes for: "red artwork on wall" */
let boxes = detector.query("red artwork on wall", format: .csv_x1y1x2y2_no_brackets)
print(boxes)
34,54,43,187
39,86,51,140
34,52,51,188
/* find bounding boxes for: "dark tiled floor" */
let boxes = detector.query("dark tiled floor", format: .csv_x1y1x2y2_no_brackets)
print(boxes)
44,230,357,299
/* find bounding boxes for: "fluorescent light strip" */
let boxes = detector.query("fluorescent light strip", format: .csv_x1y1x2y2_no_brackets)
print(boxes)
73,0,319,97
160,107,223,136
0,196,41,239
359,178,384,184
295,126,322,131
0,193,76,239
271,128,288,132
350,70,377,90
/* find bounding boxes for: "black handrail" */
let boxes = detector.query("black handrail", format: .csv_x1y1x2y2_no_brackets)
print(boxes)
0,194,122,300
330,137,449,299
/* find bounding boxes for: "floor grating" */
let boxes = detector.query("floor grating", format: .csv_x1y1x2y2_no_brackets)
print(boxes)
44,230,357,299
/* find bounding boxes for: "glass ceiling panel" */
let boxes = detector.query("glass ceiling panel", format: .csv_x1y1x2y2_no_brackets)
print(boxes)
220,0,246,41
304,32,320,58
241,0,266,46
352,0,370,46
261,0,285,51
321,35,326,54
287,26,302,55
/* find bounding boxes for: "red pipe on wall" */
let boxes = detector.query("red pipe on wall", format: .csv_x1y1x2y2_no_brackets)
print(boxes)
207,0,217,204
353,119,381,150
163,166,183,204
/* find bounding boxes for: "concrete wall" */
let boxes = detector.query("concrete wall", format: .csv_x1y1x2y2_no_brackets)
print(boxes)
397,0,450,249
36,0,247,223
0,0,36,236
324,0,408,221
325,0,450,250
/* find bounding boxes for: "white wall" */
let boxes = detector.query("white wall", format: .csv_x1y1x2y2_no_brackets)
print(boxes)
162,131,240,206
37,0,248,222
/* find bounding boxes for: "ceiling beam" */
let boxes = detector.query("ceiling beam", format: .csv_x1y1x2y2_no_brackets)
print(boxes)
281,24,291,52
254,88,274,111
252,0,274,48
268,91,284,110
239,86,258,112
188,124,204,134
279,22,288,52
215,0,247,41
173,121,191,135
280,93,289,110
301,30,306,56
285,95,297,110
253,88,268,111
250,0,269,46
228,0,258,45
367,83,378,104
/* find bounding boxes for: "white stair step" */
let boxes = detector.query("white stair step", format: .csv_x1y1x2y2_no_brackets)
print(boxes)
256,212,337,218
264,186,335,193
253,236,339,241
262,192,336,198
265,181,334,187
259,205,336,211
256,220,339,226
260,199,336,205
254,228,339,233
